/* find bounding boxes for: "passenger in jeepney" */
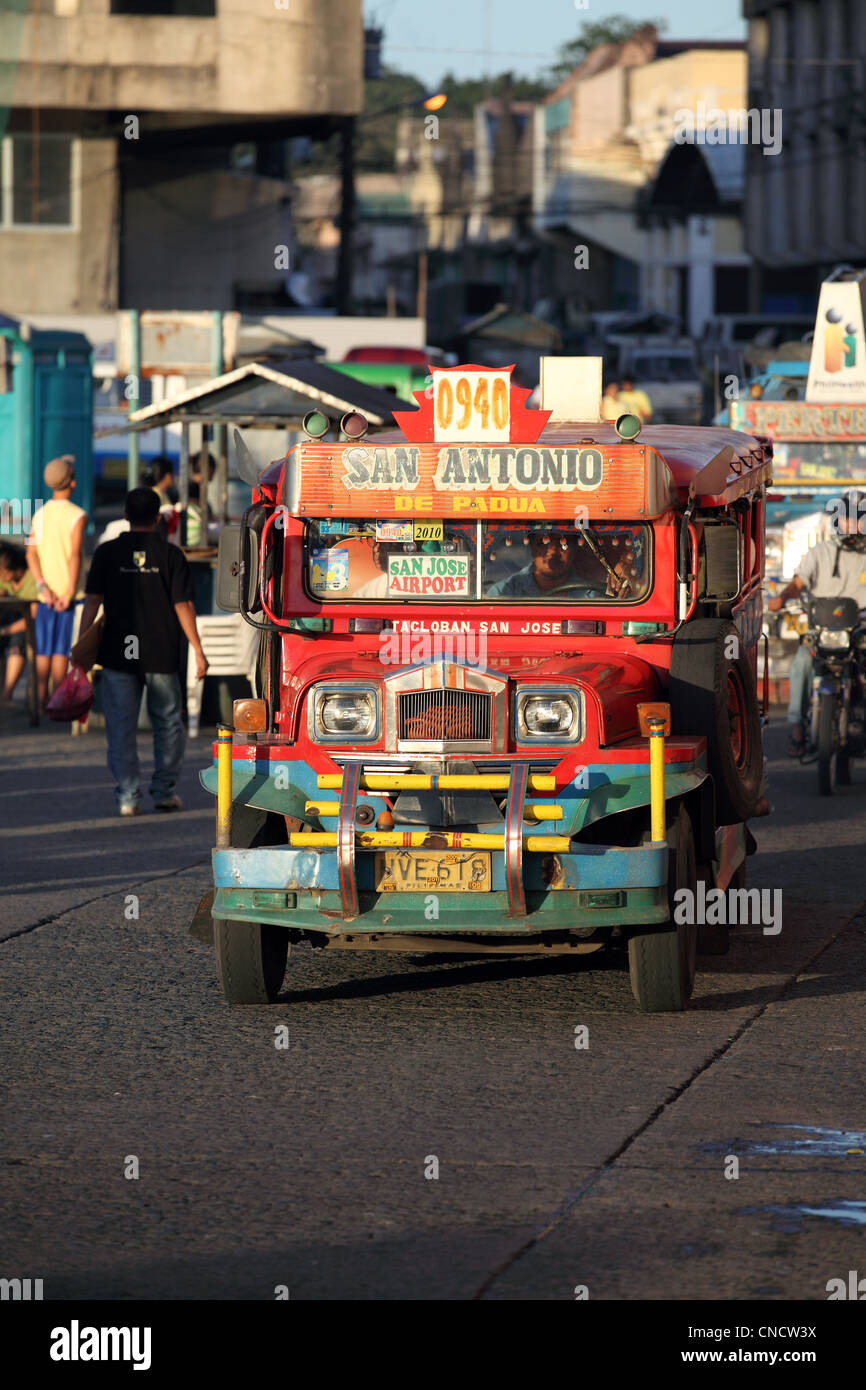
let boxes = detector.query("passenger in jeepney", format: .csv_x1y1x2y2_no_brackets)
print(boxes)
768,489,866,757
352,538,448,599
353,529,473,599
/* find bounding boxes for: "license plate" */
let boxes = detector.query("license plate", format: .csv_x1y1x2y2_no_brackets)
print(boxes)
375,849,491,892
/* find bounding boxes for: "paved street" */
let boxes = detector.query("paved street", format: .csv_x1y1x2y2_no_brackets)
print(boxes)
2,705,864,1301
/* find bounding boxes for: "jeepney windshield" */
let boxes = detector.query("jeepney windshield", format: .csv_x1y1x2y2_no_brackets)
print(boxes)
305,520,651,602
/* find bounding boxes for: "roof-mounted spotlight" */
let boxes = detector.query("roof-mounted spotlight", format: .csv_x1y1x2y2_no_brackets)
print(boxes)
340,411,369,440
615,412,642,441
302,410,330,439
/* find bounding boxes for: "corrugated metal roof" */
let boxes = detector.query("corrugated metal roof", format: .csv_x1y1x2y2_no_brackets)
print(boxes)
127,358,414,430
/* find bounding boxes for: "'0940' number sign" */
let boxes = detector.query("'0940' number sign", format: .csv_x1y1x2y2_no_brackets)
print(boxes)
433,368,510,444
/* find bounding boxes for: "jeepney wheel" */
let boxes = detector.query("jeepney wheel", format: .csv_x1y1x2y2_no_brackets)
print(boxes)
669,619,763,824
215,807,290,1004
628,805,697,1012
695,860,745,955
215,919,289,1005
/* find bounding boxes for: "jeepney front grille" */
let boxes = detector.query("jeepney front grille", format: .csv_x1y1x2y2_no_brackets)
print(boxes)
398,690,492,743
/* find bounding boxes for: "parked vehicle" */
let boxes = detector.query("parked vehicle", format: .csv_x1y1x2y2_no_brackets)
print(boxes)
701,315,814,380
205,358,772,1012
342,346,450,366
328,359,430,400
614,341,704,425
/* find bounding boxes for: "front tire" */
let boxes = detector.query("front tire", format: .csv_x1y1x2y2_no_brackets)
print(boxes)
215,919,289,1004
669,619,763,823
214,807,290,1003
629,806,697,1012
817,691,836,796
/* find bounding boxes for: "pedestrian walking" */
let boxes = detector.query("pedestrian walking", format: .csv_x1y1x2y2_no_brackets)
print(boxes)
77,487,209,817
26,455,86,708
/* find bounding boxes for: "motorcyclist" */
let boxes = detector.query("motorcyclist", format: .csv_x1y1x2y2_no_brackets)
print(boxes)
768,489,866,756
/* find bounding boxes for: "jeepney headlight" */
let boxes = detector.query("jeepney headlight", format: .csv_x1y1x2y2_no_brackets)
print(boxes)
310,685,379,741
818,628,850,650
516,689,581,742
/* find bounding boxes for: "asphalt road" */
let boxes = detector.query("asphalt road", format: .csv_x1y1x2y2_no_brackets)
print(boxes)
2,704,865,1301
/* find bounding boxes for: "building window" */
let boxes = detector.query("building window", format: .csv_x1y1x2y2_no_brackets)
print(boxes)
109,1,216,14
1,135,75,228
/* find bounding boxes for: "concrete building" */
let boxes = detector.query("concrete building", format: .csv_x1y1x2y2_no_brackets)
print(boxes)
531,31,749,339
629,47,750,336
0,0,363,315
743,0,866,312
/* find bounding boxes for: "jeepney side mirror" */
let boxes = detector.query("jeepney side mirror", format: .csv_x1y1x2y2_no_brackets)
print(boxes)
216,524,243,611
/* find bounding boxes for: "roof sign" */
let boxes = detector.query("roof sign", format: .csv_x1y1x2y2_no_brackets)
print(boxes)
394,364,550,443
293,439,664,519
806,279,866,404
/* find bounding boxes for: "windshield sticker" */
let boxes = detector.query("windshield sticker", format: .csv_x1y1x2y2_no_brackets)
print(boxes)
318,520,362,537
414,520,443,542
376,521,414,542
387,553,470,597
311,548,349,592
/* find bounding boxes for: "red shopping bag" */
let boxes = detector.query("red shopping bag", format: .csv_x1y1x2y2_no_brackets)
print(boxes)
46,664,95,723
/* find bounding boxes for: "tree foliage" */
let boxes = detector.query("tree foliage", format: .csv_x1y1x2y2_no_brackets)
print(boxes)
549,13,668,83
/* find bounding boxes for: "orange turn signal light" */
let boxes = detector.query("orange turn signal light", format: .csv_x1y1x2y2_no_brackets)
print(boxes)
637,702,671,737
233,698,267,734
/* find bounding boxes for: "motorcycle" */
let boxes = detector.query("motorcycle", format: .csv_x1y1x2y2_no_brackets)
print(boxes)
802,596,866,794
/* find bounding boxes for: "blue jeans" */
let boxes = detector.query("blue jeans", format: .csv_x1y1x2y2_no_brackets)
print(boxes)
787,643,813,726
101,668,185,807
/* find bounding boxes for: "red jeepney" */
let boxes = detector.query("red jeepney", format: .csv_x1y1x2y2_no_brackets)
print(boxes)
205,359,771,1011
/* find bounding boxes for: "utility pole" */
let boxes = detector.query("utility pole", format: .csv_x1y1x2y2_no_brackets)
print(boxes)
336,116,356,315
416,250,428,324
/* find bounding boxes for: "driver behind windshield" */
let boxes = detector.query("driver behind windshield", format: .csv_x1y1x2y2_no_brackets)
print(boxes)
487,527,635,599
486,528,580,597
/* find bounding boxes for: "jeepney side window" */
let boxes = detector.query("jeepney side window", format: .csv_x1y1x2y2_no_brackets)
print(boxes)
738,507,750,584
751,498,763,580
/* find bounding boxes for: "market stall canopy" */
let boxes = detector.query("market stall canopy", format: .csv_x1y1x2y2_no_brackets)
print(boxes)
122,358,414,433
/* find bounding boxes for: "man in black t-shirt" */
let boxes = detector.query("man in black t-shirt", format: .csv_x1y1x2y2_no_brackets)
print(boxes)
79,488,209,816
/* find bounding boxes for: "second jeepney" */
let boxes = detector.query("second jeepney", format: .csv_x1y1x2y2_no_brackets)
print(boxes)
206,358,771,1012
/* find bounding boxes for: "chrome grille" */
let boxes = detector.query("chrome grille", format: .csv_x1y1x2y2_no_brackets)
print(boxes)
398,689,492,743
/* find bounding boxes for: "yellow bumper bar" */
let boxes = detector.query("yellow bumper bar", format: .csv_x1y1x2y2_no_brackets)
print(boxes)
305,799,563,821
317,772,556,792
289,830,571,852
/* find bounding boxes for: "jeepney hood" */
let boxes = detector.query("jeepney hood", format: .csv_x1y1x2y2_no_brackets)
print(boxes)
282,647,661,746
